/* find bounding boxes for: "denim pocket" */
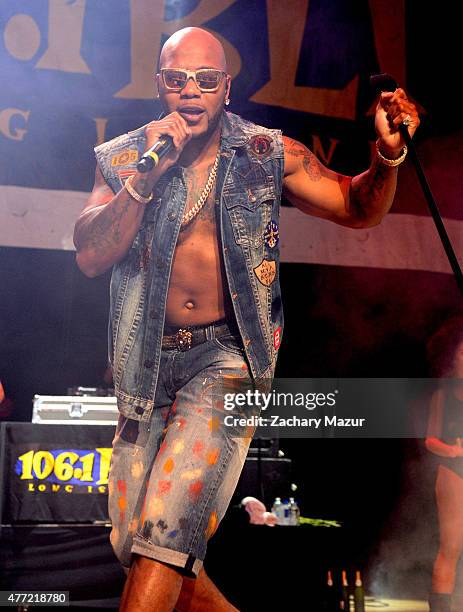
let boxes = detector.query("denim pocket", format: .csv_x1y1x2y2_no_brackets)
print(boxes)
214,333,244,356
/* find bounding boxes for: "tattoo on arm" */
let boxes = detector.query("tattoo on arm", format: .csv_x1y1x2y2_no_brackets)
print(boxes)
349,154,393,216
286,138,322,181
80,192,136,257
135,175,151,197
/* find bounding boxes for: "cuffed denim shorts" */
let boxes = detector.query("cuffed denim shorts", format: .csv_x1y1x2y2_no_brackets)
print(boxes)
108,325,256,577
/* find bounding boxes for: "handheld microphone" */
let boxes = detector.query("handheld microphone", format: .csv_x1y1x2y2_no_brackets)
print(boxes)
137,135,173,173
369,73,410,138
369,73,398,93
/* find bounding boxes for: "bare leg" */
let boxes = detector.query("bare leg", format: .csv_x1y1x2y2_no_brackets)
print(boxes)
120,555,183,612
175,568,239,612
432,465,463,593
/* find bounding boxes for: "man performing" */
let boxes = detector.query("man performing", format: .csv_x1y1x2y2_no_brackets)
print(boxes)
73,27,419,612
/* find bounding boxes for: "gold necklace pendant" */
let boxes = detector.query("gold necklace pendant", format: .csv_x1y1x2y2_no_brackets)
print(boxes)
180,150,221,230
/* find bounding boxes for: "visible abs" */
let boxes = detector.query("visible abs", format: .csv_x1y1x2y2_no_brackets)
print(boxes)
165,222,229,327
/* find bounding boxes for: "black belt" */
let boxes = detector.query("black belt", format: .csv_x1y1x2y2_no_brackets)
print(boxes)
162,319,238,351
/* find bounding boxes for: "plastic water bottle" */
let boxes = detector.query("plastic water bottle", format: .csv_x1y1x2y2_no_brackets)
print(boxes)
282,499,290,525
354,570,365,612
271,497,284,525
340,570,350,610
322,570,338,611
288,497,300,526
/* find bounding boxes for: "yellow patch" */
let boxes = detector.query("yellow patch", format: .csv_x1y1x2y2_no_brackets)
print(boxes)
163,457,174,474
111,526,119,546
253,259,276,287
180,468,203,481
208,416,219,432
131,461,144,479
172,440,185,455
147,497,164,517
111,149,138,166
205,511,218,539
206,448,220,465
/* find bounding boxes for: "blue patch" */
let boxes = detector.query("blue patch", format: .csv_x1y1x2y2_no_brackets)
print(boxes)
167,529,179,539
264,220,279,249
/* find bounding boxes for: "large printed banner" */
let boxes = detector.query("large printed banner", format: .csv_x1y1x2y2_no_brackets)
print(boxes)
0,0,462,273
1,422,114,523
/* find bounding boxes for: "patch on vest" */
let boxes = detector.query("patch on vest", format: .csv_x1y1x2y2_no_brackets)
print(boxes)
273,326,282,350
264,220,279,248
249,134,273,157
111,149,138,166
253,259,276,286
118,169,137,188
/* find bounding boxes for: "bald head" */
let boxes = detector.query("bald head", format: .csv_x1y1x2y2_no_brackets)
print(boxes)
159,27,227,72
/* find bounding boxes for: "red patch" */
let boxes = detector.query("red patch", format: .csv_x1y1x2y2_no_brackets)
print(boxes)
117,169,136,186
189,480,203,501
157,480,172,495
249,134,273,156
117,480,126,495
273,326,281,350
193,440,205,456
158,439,168,455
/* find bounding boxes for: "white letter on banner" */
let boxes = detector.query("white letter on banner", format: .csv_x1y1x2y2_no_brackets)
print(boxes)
4,14,41,61
35,0,90,74
115,0,241,99
0,108,30,140
250,0,358,119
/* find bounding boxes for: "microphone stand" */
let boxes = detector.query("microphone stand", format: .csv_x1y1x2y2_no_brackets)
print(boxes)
371,73,463,297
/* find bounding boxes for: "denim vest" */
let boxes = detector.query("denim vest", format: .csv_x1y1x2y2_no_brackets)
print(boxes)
94,112,284,422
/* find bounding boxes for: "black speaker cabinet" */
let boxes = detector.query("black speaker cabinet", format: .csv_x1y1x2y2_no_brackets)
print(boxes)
233,456,292,507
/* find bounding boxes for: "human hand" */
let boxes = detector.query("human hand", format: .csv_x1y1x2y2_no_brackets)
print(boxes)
144,112,192,174
375,88,420,157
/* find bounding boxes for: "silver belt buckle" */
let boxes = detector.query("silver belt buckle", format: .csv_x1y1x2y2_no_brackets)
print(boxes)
175,328,193,351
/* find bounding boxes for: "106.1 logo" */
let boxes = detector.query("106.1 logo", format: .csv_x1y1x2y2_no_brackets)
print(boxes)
15,448,112,493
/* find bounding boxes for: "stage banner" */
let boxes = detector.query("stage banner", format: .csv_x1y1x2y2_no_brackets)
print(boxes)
0,422,114,523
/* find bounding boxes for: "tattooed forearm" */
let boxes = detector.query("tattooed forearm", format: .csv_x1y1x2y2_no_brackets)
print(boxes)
349,155,398,223
286,138,322,181
79,194,134,256
135,176,151,197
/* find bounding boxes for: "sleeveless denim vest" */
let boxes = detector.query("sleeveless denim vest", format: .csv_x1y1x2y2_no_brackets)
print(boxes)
94,112,284,421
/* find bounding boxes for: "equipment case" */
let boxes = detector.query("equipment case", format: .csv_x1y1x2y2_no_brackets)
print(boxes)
32,395,118,425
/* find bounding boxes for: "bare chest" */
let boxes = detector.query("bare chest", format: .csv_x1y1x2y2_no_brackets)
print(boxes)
176,165,218,243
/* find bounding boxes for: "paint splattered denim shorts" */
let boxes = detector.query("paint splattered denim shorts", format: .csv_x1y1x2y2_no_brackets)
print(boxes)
108,326,256,577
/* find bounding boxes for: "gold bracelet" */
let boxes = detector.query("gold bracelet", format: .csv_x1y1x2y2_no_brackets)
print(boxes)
376,140,407,167
125,174,153,205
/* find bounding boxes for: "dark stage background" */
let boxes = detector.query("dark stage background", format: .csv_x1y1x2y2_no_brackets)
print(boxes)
1,0,462,603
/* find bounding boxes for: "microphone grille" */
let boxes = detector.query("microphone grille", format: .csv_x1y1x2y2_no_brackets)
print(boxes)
369,73,398,93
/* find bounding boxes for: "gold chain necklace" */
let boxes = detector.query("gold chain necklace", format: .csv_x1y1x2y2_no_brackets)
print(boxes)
180,149,221,229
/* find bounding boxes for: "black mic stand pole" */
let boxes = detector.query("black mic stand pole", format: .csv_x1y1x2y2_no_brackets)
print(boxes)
371,73,463,297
